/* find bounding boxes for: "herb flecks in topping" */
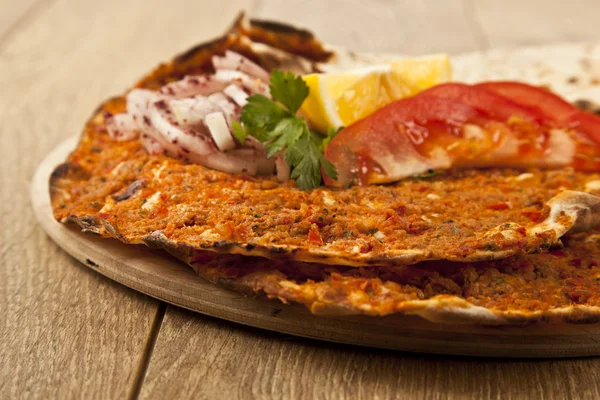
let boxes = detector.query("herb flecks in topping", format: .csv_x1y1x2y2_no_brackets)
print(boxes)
240,70,337,190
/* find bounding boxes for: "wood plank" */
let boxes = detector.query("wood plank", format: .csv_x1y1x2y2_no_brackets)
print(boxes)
255,0,600,54
0,0,249,397
141,307,600,400
0,0,43,43
474,0,600,48
253,0,483,54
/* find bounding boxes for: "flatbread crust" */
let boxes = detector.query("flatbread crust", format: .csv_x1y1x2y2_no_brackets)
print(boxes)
145,228,600,324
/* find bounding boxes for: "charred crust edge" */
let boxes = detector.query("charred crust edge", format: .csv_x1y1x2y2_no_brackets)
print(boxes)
50,162,77,180
113,180,146,202
66,215,103,235
249,19,315,39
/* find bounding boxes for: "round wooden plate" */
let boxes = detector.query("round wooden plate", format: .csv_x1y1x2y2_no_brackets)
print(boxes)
31,43,600,358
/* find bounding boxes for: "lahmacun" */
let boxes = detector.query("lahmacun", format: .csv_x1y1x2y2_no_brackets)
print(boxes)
49,14,600,323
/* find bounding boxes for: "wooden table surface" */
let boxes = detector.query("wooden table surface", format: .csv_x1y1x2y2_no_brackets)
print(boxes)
3,0,600,398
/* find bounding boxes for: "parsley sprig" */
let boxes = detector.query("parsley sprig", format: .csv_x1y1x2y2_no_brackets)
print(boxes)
239,71,339,190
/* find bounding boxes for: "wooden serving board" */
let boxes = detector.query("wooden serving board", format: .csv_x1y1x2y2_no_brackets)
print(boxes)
32,137,600,358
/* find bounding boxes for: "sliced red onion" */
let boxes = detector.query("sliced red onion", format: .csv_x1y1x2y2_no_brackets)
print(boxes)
213,50,270,83
192,150,259,175
204,112,235,151
110,52,281,178
227,147,275,176
105,113,139,141
159,75,227,98
275,153,291,182
225,148,272,175
140,134,164,154
207,92,239,123
214,70,270,96
223,84,249,106
243,135,265,150
149,100,216,156
127,89,159,123
257,158,276,175
169,96,221,127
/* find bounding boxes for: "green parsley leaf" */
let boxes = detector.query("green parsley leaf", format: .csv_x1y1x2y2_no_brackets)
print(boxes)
269,70,309,115
284,130,338,190
239,70,338,190
231,120,247,143
319,154,338,181
264,118,305,158
241,94,289,141
285,133,322,190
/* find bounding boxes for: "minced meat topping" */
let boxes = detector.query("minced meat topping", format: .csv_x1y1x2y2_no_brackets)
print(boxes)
51,107,600,266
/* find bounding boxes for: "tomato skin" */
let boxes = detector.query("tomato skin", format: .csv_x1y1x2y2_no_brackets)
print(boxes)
567,110,600,144
420,83,544,123
324,81,600,187
476,81,600,144
475,81,575,120
323,96,482,187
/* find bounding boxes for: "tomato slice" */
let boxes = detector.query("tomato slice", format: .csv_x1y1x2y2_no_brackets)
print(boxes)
475,81,575,120
323,96,479,187
566,110,600,145
324,84,600,187
476,81,600,144
323,94,576,187
420,83,544,123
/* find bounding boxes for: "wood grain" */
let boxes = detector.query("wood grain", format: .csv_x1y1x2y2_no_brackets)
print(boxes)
0,0,43,44
141,307,600,400
473,0,600,48
254,0,600,55
254,0,484,54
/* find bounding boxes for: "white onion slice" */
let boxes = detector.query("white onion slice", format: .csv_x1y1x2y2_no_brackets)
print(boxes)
159,75,227,98
193,150,259,175
223,84,249,106
169,96,220,127
149,101,216,156
112,52,276,178
214,70,270,95
257,158,276,175
213,50,271,82
140,134,164,154
127,89,159,123
275,154,291,182
105,113,139,141
204,112,235,151
243,135,265,150
207,92,238,123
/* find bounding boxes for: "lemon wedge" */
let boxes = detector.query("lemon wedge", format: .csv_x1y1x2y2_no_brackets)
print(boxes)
301,54,452,133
